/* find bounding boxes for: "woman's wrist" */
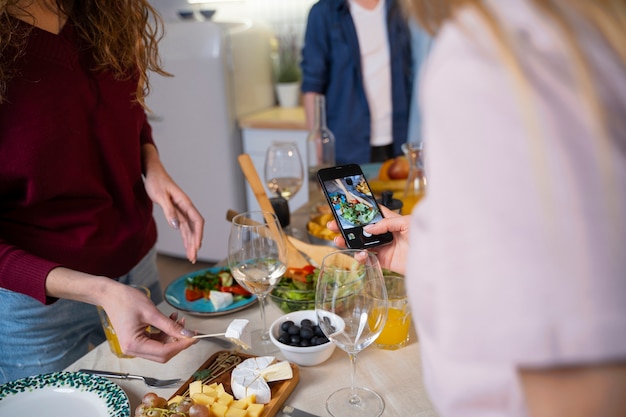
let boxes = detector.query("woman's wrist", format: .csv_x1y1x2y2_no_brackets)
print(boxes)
45,267,117,306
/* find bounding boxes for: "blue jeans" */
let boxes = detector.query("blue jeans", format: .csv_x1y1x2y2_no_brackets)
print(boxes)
0,247,163,384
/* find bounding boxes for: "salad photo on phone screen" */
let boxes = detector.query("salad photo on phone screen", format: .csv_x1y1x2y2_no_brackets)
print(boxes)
323,175,382,229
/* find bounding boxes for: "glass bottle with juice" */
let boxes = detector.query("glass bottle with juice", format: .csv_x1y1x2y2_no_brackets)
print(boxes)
401,142,427,214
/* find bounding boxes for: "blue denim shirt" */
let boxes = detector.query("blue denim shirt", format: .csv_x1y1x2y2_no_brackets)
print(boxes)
301,0,413,164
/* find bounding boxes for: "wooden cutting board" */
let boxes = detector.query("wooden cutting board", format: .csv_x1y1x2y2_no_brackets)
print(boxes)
169,350,299,417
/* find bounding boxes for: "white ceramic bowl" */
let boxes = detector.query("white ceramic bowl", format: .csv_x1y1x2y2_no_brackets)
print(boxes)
269,310,336,367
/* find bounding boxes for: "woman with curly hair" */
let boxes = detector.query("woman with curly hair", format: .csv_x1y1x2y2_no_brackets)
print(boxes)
0,0,205,382
330,0,626,415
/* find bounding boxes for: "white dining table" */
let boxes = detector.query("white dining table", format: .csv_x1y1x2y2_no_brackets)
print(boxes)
64,297,438,417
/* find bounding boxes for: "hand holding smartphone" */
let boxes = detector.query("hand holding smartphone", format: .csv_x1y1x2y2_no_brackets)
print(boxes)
317,164,393,249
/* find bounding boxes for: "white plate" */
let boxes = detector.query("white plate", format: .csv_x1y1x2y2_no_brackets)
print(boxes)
0,371,129,417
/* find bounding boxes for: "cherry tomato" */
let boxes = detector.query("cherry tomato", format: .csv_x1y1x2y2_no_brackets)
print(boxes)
220,285,252,296
185,288,203,302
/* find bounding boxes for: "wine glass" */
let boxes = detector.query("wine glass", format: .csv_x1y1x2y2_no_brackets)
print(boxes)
228,211,288,354
315,250,388,417
264,142,304,201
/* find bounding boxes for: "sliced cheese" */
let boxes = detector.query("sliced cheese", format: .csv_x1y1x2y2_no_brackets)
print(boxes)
259,361,293,382
230,356,292,404
210,290,233,310
192,392,216,406
189,380,204,397
246,403,264,417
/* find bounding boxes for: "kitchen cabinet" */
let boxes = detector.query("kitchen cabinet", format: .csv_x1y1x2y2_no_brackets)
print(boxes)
240,107,310,213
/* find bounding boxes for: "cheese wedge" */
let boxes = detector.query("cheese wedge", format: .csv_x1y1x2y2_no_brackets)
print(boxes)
210,290,233,310
259,361,293,382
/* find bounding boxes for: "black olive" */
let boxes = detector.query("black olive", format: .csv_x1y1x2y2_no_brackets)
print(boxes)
313,325,325,336
300,327,314,340
281,320,294,332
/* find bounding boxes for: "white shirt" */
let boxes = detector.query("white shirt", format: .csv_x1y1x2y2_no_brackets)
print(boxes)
408,1,626,415
349,0,393,147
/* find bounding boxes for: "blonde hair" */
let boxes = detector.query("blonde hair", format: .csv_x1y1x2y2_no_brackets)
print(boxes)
402,0,626,138
403,0,626,251
0,0,169,107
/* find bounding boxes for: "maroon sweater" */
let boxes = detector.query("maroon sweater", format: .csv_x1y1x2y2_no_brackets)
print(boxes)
0,20,157,304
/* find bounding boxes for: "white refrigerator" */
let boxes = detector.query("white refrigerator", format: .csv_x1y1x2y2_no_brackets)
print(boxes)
146,18,275,262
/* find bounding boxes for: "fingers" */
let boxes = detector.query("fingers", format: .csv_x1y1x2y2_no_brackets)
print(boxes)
124,311,197,363
161,192,205,264
363,215,410,235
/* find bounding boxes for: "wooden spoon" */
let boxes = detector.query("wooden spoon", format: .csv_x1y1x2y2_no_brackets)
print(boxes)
237,154,310,268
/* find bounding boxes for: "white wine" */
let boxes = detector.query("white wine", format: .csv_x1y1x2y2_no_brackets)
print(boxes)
231,259,287,295
266,176,303,200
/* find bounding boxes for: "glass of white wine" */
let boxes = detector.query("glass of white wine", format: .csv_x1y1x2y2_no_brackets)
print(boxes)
228,211,287,354
315,250,388,417
264,142,304,201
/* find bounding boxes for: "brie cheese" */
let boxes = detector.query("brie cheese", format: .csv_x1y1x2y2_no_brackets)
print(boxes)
230,356,292,404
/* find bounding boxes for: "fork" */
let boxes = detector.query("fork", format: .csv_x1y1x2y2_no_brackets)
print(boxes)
79,369,181,388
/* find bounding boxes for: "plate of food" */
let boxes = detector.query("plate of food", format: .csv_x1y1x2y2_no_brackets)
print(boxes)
367,157,408,194
165,267,257,317
0,371,129,417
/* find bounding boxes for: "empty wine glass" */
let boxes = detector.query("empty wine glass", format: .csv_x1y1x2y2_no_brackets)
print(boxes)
315,250,388,417
264,142,304,201
228,211,288,354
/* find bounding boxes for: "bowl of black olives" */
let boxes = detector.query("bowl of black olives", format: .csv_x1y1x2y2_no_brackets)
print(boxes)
269,310,337,366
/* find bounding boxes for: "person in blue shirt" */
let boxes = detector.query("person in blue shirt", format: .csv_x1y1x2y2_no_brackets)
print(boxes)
300,0,413,165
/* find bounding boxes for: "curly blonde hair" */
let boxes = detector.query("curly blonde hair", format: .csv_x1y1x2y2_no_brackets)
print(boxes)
0,0,169,106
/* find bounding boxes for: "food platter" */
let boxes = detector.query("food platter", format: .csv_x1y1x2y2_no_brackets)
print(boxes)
0,371,129,417
170,350,299,417
165,267,257,317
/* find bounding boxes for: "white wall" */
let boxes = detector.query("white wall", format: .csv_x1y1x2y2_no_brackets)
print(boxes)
151,0,315,42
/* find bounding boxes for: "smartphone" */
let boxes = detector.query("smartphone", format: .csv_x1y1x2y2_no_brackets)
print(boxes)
317,164,393,249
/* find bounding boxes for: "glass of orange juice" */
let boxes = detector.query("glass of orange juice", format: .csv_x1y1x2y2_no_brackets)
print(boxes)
374,275,411,350
97,284,150,358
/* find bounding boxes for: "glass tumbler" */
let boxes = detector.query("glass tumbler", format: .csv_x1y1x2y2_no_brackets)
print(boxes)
374,275,411,350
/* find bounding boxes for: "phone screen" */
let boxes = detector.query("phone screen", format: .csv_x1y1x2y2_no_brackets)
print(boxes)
317,164,393,249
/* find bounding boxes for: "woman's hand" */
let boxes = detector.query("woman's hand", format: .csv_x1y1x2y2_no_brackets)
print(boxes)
100,282,197,362
142,144,204,263
328,205,411,275
45,269,197,362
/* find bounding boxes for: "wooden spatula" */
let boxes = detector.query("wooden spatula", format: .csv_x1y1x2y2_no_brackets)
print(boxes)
237,154,310,268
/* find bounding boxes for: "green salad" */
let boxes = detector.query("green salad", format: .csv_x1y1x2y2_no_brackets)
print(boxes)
271,265,318,313
339,200,378,226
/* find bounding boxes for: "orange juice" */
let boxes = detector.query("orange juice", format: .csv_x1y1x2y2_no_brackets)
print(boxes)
375,307,411,347
374,275,412,350
97,284,150,358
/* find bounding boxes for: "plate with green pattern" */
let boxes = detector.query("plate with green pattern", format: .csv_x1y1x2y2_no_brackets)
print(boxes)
0,371,129,416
